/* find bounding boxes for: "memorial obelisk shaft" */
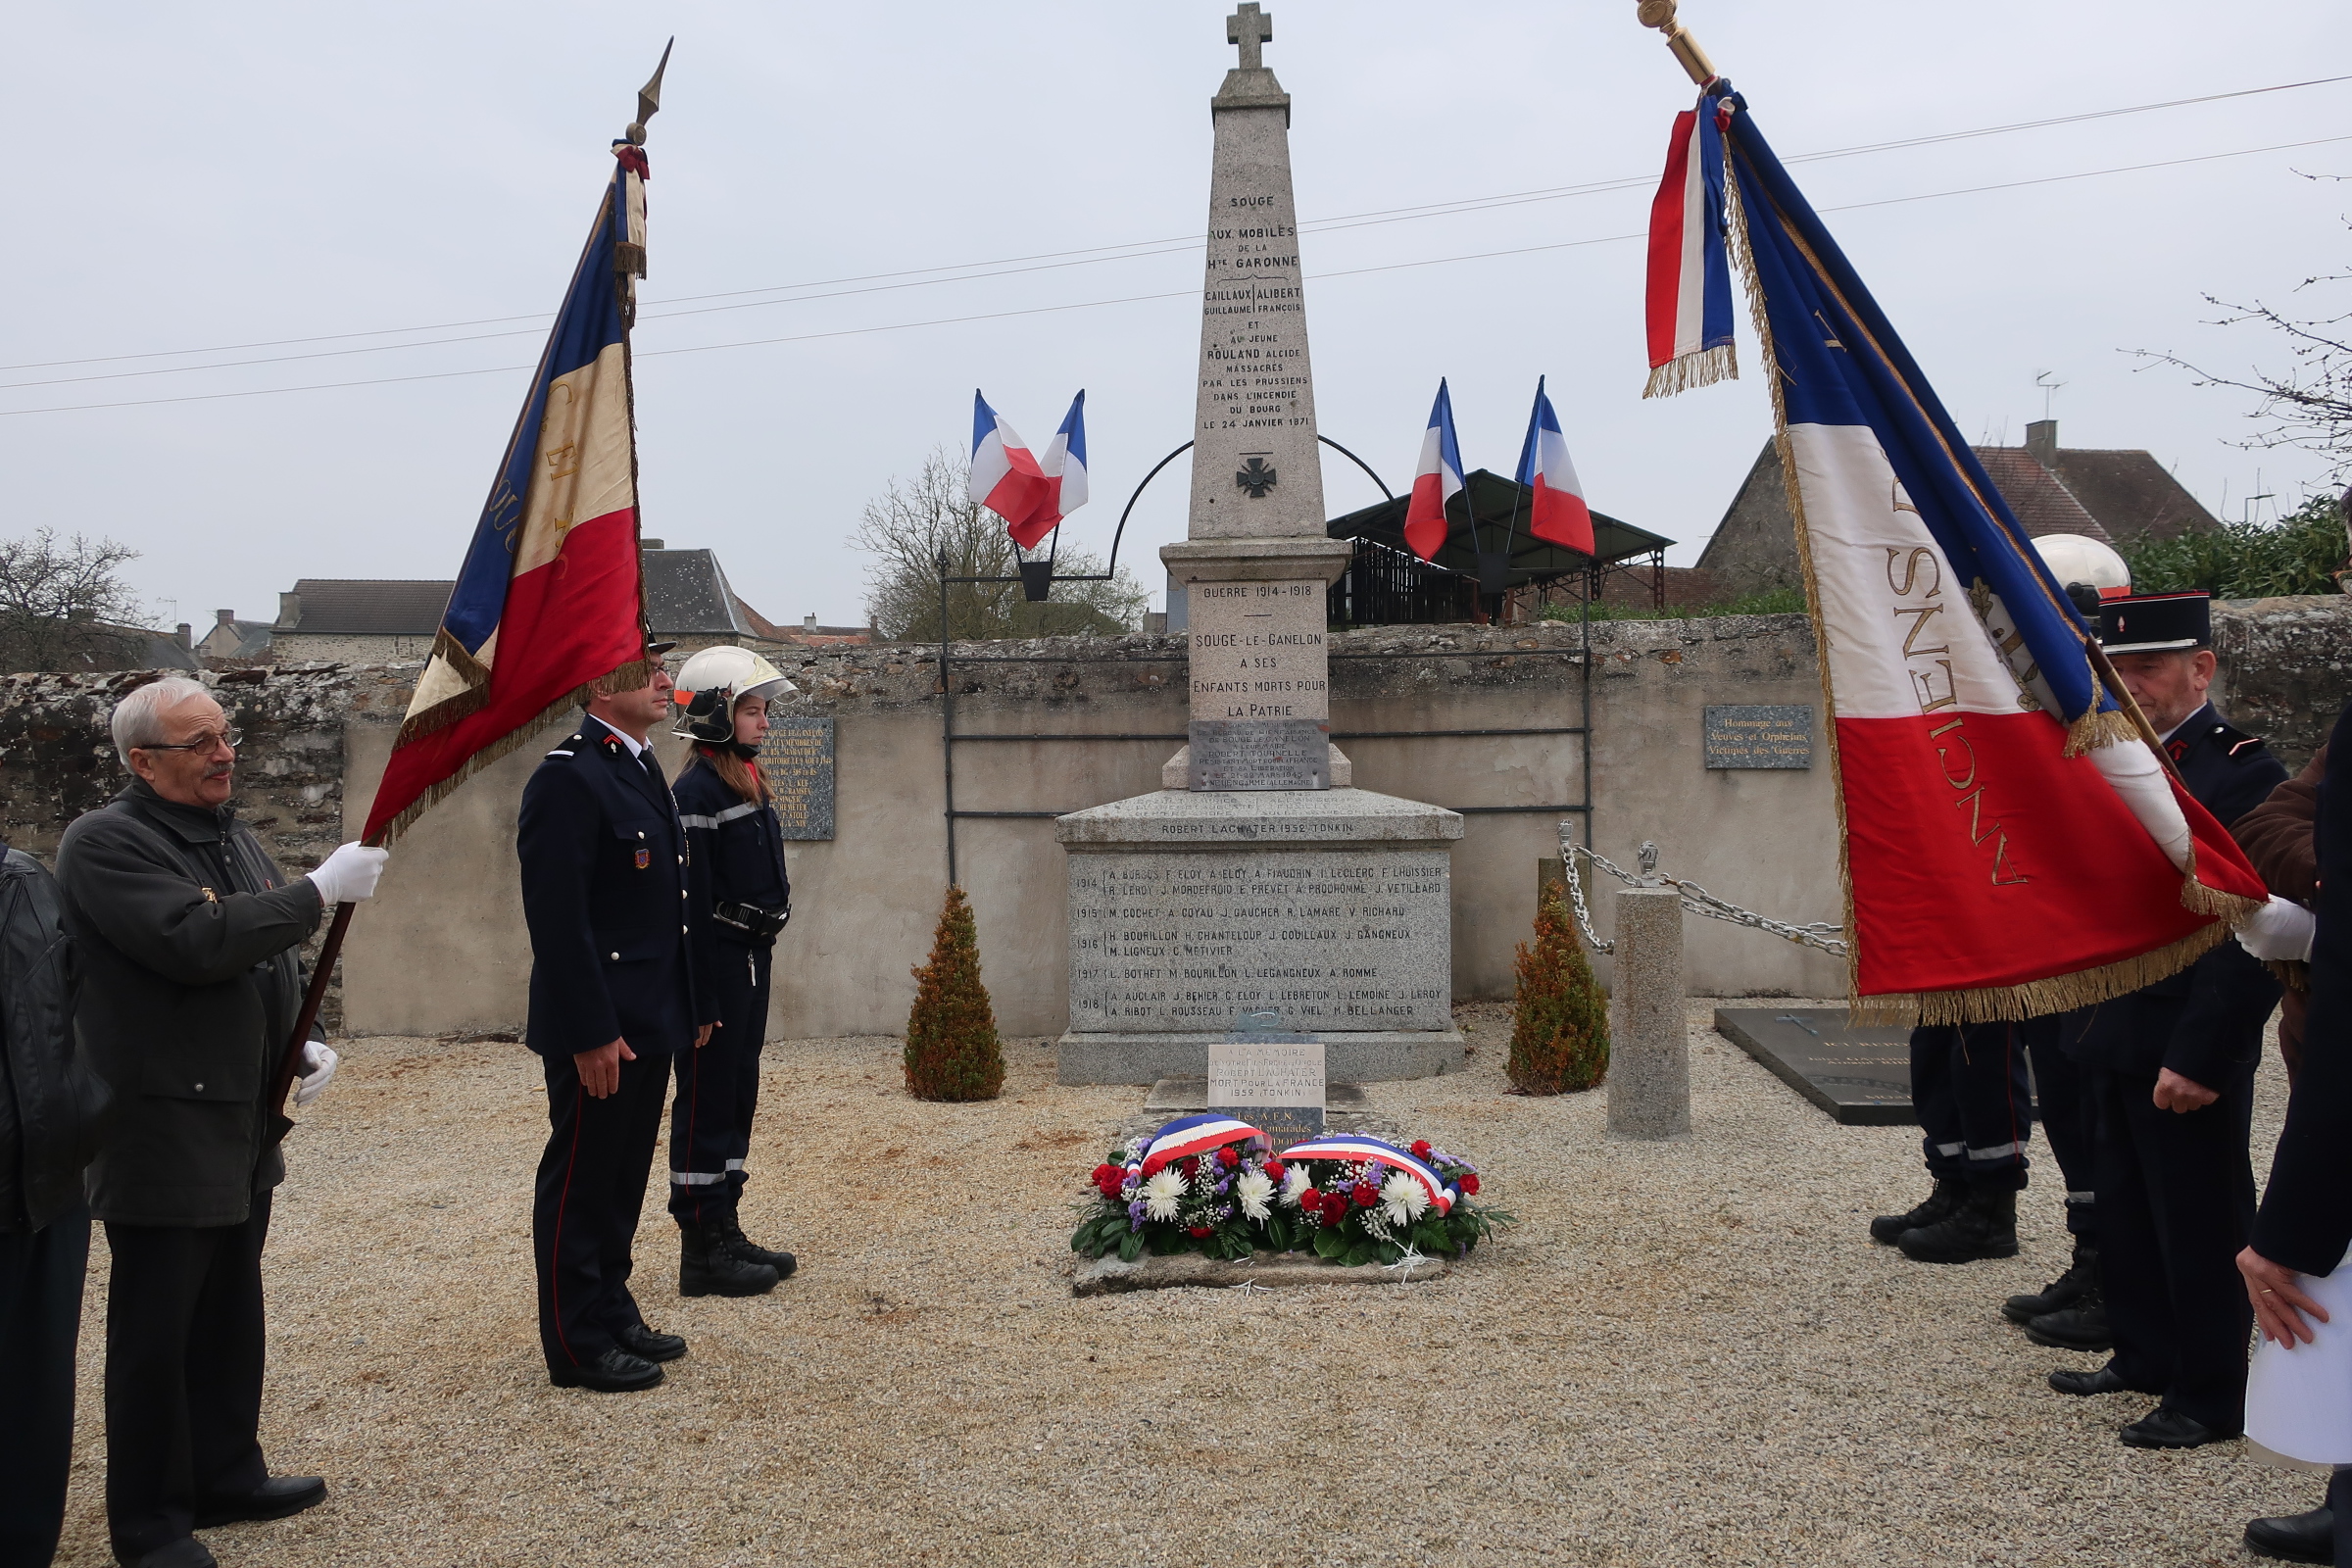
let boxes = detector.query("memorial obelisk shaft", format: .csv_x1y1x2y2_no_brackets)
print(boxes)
1164,2,1353,792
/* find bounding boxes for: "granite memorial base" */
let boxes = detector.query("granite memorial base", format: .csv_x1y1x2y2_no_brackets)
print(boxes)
1712,1006,1916,1125
1072,1249,1451,1297
1054,787,1464,1086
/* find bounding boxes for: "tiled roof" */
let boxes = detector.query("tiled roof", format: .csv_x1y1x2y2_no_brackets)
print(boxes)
1969,447,2111,544
2043,449,2218,544
282,579,454,635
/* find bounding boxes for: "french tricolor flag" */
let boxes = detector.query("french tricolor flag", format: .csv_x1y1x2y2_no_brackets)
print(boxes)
1513,377,1593,556
1023,390,1091,550
1402,379,1464,563
1642,91,1738,399
969,389,1052,543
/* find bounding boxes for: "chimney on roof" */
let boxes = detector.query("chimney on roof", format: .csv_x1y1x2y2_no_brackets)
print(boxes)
274,591,302,630
176,623,192,650
2025,419,2059,467
803,613,817,632
640,538,666,551
214,609,237,629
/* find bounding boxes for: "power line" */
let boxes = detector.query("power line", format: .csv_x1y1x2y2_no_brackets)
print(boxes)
3,131,2345,419
3,71,2340,378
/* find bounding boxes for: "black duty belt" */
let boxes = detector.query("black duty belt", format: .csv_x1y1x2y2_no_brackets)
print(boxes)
712,901,789,940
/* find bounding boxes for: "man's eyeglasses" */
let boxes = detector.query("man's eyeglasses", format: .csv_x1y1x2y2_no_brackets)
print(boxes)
137,726,243,754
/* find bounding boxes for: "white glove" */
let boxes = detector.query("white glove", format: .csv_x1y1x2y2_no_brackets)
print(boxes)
293,1040,339,1107
2236,895,2318,962
308,842,389,905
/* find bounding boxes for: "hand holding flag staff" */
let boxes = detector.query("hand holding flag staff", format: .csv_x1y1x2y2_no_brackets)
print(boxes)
1631,1,2269,1024
268,44,680,1129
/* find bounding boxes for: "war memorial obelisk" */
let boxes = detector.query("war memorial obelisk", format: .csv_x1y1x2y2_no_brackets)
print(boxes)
1054,5,1465,1086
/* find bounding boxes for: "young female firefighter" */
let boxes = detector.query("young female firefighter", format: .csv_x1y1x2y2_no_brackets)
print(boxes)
666,646,800,1298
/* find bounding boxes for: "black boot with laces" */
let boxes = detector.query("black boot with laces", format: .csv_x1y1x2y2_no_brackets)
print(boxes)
1869,1177,1964,1246
679,1223,779,1297
715,1211,798,1280
1897,1183,2019,1263
2003,1243,2096,1324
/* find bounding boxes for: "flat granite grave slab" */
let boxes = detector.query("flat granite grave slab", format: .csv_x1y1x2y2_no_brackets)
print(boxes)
1072,1250,1450,1297
1713,1007,1915,1125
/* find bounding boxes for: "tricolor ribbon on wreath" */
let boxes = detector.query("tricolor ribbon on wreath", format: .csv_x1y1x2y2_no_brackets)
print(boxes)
1641,75,2269,1026
1283,1136,1458,1216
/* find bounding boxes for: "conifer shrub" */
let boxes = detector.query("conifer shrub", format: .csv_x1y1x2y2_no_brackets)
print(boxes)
1508,879,1609,1094
903,885,1006,1102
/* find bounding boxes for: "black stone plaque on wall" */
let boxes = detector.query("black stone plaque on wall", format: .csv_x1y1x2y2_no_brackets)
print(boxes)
757,715,836,840
1187,718,1331,791
1703,705,1814,770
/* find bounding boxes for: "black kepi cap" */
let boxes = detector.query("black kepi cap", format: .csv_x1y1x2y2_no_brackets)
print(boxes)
2097,591,2210,655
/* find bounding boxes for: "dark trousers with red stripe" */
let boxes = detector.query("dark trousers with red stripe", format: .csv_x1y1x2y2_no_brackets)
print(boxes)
668,942,769,1226
1910,1019,2037,1192
533,1044,671,1373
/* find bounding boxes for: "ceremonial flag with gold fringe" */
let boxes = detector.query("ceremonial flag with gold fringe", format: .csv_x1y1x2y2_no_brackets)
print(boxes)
1647,81,2268,1024
363,142,655,845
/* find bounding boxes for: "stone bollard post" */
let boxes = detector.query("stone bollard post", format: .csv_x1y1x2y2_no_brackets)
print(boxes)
1607,886,1690,1139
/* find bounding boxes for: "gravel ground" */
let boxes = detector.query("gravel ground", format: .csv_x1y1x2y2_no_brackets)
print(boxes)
52,1000,2306,1567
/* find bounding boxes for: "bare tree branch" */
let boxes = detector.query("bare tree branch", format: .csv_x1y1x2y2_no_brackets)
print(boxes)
0,529,149,671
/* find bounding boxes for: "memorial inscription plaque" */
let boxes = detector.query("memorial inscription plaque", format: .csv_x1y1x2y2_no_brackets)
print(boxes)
1207,1039,1325,1150
1703,705,1814,770
757,715,836,839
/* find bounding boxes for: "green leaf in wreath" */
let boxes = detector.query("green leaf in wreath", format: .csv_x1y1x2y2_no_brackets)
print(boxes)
1116,1229,1146,1263
1344,1241,1377,1268
1312,1227,1348,1260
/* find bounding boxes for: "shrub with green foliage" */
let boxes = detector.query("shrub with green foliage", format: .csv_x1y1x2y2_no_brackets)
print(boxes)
1508,880,1609,1094
903,885,1005,1102
2120,495,2349,601
1538,584,1807,623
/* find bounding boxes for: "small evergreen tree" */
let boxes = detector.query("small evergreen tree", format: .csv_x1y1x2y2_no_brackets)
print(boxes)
1509,879,1609,1094
904,885,1005,1102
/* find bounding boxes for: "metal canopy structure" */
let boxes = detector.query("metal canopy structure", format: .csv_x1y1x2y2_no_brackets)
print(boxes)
1327,468,1671,584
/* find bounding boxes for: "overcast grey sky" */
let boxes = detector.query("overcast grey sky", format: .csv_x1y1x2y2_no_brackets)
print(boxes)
7,1,2347,633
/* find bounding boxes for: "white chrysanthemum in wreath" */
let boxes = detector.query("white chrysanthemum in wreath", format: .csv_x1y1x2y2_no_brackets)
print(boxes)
1380,1173,1430,1226
1279,1165,1312,1206
1142,1169,1188,1222
1234,1169,1276,1220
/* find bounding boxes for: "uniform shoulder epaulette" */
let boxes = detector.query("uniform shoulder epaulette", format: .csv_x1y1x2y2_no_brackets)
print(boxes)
545,733,584,759
2210,719,2269,761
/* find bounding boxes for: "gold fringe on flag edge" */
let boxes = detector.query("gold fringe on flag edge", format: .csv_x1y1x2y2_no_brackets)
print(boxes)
1642,342,1739,401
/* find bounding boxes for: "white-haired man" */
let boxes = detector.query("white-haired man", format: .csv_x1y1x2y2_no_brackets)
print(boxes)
57,676,387,1568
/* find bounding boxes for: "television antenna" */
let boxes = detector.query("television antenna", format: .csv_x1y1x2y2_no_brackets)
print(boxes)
2034,370,2067,420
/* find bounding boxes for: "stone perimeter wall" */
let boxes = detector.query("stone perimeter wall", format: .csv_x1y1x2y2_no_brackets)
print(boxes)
3,597,2343,1042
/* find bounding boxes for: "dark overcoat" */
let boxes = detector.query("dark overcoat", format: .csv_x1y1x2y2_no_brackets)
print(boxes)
0,844,111,1233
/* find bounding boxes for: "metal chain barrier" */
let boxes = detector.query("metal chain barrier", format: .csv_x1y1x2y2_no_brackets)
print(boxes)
1555,824,1847,957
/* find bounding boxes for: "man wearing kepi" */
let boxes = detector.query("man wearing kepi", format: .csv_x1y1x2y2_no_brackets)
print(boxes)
519,645,718,1393
57,676,386,1568
2044,592,2287,1449
666,646,798,1296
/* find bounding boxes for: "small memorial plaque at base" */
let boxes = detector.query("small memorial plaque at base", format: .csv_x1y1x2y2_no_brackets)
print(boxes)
1188,718,1331,791
1208,1038,1325,1150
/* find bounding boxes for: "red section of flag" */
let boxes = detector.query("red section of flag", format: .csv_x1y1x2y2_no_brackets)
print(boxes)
1643,110,1696,372
1402,473,1452,562
1526,477,1593,556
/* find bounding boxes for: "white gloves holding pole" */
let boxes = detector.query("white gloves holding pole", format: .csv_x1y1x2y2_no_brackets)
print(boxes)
2236,895,2318,963
293,1040,339,1106
308,842,389,906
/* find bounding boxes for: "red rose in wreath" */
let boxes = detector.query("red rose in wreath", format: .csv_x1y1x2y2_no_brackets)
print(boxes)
1189,1225,1211,1239
1263,1159,1286,1181
1298,1188,1322,1214
1459,1173,1481,1196
1410,1139,1433,1159
1217,1147,1240,1169
1352,1182,1377,1207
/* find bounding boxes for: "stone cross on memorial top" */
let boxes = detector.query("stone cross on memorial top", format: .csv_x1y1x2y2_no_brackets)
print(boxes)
1228,4,1272,70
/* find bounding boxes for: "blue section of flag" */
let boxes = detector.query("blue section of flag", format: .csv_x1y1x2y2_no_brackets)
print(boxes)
1691,99,1737,355
441,171,628,656
1512,375,1560,489
1056,389,1086,467
1726,104,2108,725
971,389,1000,456
1430,379,1464,481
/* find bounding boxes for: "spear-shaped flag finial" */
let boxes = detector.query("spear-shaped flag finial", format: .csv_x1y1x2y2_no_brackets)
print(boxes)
625,36,674,145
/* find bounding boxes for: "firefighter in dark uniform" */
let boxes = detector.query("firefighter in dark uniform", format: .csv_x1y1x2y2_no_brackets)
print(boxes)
518,642,719,1394
2044,591,2287,1447
666,646,800,1294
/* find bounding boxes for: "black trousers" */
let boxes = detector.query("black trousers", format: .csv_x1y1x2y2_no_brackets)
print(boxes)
1910,1019,2037,1191
2328,1465,2351,1567
668,942,770,1226
533,1044,670,1373
103,1192,273,1562
2093,1061,2258,1432
2026,1025,2098,1243
0,1205,90,1568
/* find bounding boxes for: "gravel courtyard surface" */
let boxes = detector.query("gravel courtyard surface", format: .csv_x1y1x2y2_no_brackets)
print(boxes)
55,1001,2305,1567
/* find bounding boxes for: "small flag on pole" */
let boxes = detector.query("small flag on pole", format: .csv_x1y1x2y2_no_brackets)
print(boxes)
1402,379,1465,563
969,391,1054,547
1643,94,1738,398
1030,390,1090,546
1514,377,1593,556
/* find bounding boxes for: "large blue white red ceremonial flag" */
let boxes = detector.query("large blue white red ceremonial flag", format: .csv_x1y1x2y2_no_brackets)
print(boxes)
1643,94,1738,398
1402,379,1465,563
969,391,1054,547
1646,82,2267,1023
1513,377,1594,556
1027,390,1091,548
366,144,655,843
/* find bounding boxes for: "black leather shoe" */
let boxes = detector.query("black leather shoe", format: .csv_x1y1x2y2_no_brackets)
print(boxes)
2246,1505,2334,1564
2025,1292,2112,1352
2119,1405,2236,1448
2003,1246,2096,1324
1898,1184,2020,1263
2048,1365,2132,1396
618,1322,687,1362
548,1347,662,1393
716,1212,798,1279
1870,1178,1963,1245
680,1224,779,1298
128,1540,218,1568
193,1474,327,1528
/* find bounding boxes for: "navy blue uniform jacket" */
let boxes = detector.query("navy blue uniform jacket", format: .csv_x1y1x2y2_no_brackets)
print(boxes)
2065,703,2288,1086
518,715,710,1057
2252,700,2352,1275
674,756,791,961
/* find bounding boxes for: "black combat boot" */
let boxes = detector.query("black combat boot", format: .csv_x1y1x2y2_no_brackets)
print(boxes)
2003,1243,2096,1324
2245,1505,2334,1564
715,1211,798,1280
1896,1183,2019,1263
1870,1177,1965,1246
2025,1275,2112,1351
679,1224,780,1298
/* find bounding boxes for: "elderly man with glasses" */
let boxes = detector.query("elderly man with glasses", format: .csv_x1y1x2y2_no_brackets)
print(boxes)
56,676,387,1568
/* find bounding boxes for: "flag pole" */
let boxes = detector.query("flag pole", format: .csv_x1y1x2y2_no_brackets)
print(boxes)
267,41,677,1143
1636,0,1717,85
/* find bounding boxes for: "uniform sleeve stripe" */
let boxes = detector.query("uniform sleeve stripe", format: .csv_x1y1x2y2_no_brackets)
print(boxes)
713,803,761,823
544,750,574,758
677,813,718,829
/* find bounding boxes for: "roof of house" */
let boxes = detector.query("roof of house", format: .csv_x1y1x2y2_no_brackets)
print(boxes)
278,579,454,636
1971,447,2112,543
207,620,275,661
2041,448,2218,544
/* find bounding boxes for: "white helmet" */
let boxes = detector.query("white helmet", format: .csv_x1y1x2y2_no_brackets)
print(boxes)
2032,533,2130,605
670,645,797,744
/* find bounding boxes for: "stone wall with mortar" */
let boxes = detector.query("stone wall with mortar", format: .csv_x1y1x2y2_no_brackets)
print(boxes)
2211,597,2352,768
